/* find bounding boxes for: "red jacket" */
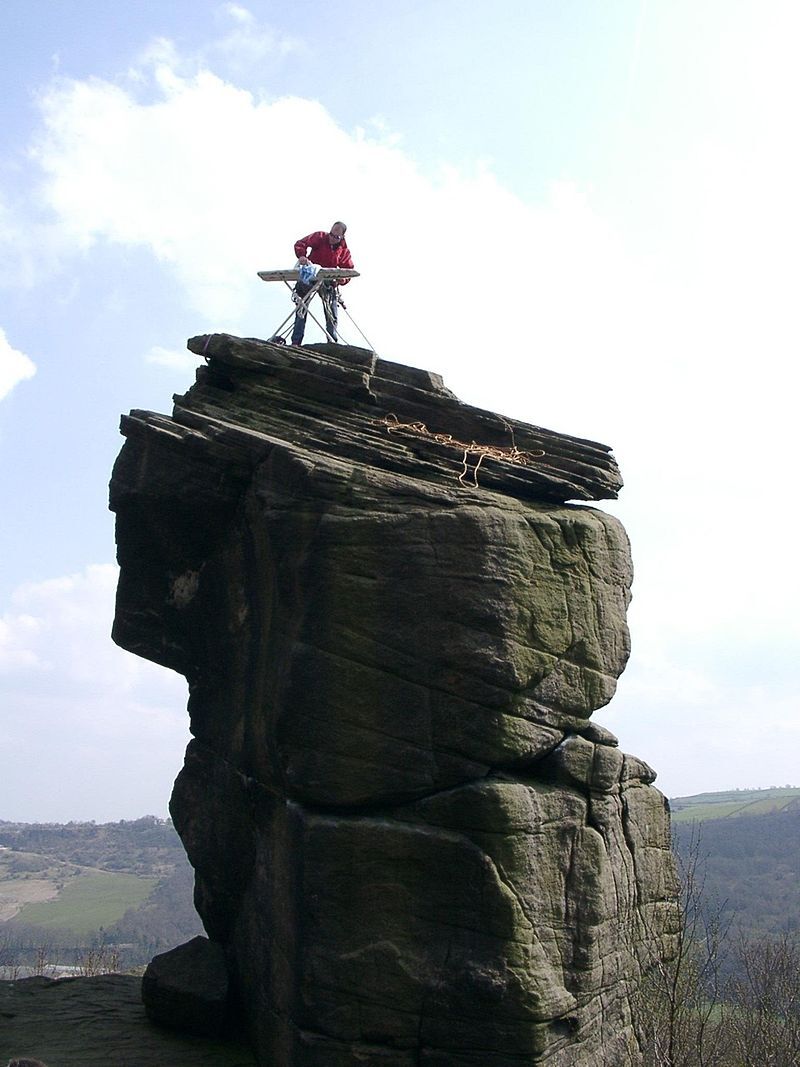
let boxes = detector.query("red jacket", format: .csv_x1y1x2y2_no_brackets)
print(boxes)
294,231,354,284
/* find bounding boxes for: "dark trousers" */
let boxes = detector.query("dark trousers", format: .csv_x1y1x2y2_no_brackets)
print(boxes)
291,283,339,345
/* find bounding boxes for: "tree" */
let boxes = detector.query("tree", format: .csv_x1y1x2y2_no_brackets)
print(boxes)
635,823,800,1067
726,931,800,1067
634,825,733,1067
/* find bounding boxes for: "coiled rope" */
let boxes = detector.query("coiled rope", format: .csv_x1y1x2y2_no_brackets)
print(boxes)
375,413,545,488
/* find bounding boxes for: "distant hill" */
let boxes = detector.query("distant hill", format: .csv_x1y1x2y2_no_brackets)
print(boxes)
670,786,800,823
0,817,202,973
670,787,800,937
3,793,798,974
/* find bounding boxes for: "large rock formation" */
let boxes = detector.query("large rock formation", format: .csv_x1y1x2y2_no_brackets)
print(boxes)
110,336,678,1066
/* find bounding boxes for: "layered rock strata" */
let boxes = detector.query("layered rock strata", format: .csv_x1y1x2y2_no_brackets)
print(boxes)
110,335,678,1065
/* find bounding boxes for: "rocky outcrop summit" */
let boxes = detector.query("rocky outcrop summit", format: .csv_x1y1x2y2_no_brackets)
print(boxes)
110,336,678,1066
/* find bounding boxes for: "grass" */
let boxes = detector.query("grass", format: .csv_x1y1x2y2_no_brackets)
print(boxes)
671,801,751,823
670,787,800,823
11,870,158,935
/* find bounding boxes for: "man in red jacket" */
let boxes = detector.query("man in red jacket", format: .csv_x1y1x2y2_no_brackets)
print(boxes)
291,221,354,345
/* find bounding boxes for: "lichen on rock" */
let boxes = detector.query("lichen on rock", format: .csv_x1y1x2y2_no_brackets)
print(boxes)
110,335,678,1065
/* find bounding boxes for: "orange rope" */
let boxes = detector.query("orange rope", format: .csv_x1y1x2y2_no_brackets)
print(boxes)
375,414,545,488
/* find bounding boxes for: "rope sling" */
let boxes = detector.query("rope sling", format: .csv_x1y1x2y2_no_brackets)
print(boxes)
260,269,546,489
375,413,546,488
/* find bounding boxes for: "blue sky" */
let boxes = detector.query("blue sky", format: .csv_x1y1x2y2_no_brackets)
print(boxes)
1,1,798,822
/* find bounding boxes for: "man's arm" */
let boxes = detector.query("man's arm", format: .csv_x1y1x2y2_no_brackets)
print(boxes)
294,231,325,264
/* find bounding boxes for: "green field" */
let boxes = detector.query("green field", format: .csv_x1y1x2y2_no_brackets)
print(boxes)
11,870,158,935
670,787,800,824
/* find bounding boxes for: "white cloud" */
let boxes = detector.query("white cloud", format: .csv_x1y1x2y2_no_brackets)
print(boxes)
127,5,305,86
0,186,80,290
210,4,305,68
5,11,799,810
0,327,36,401
4,565,126,684
224,3,253,23
0,614,43,670
145,344,202,371
0,565,188,822
29,53,652,425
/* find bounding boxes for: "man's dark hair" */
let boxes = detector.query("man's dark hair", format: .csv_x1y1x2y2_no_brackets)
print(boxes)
8,1058,49,1066
331,220,347,232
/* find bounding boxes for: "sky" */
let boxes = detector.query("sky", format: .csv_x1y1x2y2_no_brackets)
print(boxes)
1,0,798,822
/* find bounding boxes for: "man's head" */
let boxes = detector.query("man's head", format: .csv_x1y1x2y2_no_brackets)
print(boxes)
8,1059,49,1066
329,221,347,245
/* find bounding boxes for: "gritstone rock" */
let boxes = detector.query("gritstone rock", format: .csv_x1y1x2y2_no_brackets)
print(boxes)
110,336,679,1066
141,934,229,1037
0,974,255,1065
